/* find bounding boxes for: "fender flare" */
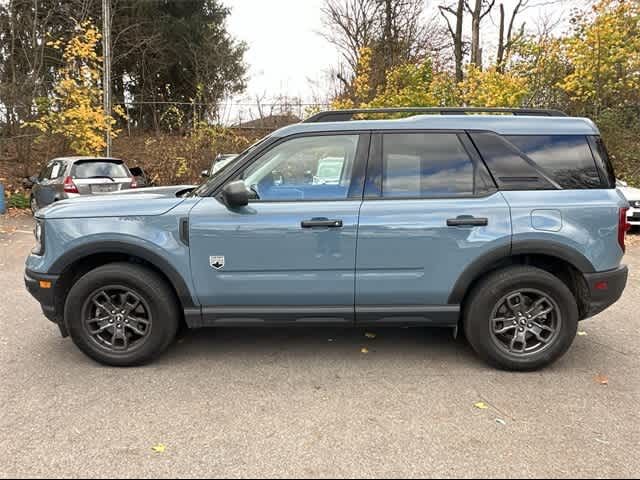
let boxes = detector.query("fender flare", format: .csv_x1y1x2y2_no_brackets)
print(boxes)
49,240,196,309
447,239,595,304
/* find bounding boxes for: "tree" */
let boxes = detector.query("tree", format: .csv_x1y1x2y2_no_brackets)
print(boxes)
28,21,121,155
466,0,495,68
560,0,640,116
108,0,247,131
0,0,93,135
496,0,534,72
321,0,447,99
439,0,466,82
459,65,529,106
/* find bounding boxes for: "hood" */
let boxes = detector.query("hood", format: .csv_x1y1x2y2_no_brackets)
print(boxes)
38,185,195,219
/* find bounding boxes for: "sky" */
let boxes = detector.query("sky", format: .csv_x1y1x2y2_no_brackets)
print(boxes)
223,0,590,116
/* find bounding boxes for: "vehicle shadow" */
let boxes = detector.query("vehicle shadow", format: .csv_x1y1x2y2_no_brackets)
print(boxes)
158,325,481,370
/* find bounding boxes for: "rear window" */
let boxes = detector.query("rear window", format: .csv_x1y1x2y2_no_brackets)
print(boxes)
506,135,603,189
72,161,129,179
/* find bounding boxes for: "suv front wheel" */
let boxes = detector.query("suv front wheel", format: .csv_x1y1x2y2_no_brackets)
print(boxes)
464,266,579,371
64,263,180,366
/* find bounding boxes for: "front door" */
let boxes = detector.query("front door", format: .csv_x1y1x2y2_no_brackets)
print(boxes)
188,133,369,325
355,132,512,324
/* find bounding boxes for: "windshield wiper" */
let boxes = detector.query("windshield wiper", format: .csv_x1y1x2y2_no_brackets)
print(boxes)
88,175,115,182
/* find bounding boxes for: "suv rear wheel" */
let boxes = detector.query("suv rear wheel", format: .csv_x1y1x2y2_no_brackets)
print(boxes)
64,263,180,366
464,266,579,371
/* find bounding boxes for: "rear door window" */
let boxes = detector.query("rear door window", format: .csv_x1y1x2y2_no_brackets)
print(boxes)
506,135,603,189
72,161,130,179
381,133,492,198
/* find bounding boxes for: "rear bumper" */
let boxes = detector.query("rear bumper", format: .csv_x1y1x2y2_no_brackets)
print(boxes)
627,207,640,225
583,265,628,318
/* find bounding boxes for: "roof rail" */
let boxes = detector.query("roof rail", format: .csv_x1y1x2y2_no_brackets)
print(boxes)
304,107,568,123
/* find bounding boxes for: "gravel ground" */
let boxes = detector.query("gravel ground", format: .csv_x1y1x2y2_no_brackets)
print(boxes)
1,212,639,479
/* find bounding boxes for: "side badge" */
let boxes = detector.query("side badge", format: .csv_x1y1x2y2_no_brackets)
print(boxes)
210,256,225,270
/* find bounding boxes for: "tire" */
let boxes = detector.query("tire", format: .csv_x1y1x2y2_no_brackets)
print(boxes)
463,266,578,371
64,262,180,366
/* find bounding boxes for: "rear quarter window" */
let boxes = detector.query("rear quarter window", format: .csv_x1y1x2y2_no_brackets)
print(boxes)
72,161,130,179
506,135,603,189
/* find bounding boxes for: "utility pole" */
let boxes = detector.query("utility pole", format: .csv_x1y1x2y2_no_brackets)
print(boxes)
102,0,112,156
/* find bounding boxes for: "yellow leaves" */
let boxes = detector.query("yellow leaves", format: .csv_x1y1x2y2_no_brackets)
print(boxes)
559,0,640,108
474,402,490,410
151,443,166,453
459,65,529,108
31,21,119,156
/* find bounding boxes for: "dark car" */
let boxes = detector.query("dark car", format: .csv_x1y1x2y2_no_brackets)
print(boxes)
28,157,139,213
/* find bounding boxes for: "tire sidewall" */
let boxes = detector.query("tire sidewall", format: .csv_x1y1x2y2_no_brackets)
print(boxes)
465,267,579,371
65,265,179,366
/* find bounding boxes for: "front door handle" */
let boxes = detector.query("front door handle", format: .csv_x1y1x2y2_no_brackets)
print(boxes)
301,218,343,228
447,216,488,227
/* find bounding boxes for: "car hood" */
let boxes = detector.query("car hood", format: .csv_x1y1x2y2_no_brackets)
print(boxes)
38,185,195,219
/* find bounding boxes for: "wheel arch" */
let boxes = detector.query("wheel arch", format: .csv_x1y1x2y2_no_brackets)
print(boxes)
449,241,594,319
50,241,196,316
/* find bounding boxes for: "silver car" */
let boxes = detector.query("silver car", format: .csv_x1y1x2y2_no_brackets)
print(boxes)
29,157,137,213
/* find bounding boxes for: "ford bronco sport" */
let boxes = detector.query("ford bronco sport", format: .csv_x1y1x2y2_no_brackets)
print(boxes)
25,108,630,370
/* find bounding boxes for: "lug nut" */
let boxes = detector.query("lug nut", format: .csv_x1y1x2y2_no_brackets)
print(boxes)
519,327,525,332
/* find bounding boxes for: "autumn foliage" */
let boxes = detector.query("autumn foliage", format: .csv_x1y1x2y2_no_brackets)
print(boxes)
28,21,121,156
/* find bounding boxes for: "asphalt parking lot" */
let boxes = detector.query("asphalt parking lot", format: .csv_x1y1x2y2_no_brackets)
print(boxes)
1,212,639,478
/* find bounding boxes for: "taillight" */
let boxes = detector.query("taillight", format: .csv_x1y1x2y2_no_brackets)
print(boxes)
619,207,631,253
63,176,79,194
130,177,138,188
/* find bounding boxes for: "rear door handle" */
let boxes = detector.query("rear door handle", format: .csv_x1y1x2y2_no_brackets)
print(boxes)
301,218,343,228
447,216,488,227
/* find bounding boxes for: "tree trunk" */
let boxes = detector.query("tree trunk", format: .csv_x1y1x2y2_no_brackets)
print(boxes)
497,3,505,71
454,0,464,82
470,0,482,67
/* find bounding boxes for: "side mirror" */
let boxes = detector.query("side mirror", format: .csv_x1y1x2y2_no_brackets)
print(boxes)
221,180,249,208
201,169,210,178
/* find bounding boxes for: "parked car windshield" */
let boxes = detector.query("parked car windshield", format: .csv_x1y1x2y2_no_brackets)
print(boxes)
72,160,130,179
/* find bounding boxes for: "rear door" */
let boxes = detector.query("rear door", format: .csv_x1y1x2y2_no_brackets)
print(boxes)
354,131,512,324
71,160,133,194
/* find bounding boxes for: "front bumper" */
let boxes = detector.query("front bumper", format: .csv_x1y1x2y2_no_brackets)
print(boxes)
583,265,628,318
24,269,65,333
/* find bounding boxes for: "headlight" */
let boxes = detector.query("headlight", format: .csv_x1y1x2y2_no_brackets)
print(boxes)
631,200,640,209
32,219,44,255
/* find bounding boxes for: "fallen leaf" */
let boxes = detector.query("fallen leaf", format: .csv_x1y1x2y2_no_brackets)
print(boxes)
365,332,376,339
152,444,166,453
577,331,588,336
474,402,489,410
594,374,609,385
361,347,369,354
495,418,507,426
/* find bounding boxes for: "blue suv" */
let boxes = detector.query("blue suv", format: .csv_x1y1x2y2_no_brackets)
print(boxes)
25,108,630,370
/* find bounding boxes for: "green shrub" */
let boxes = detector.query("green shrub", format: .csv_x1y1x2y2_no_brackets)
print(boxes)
7,192,30,209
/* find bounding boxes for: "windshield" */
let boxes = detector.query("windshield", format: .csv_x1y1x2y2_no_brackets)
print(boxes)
189,136,272,197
